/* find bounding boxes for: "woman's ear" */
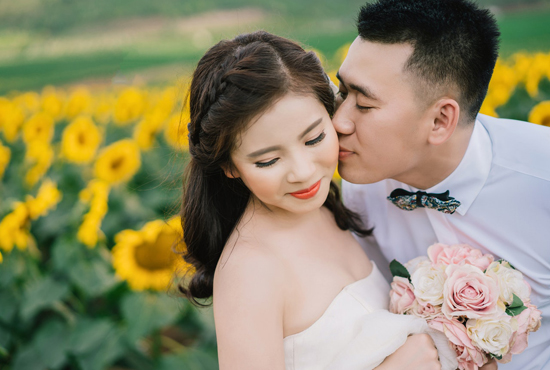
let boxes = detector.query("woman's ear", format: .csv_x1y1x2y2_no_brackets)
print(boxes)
428,98,460,146
222,164,240,179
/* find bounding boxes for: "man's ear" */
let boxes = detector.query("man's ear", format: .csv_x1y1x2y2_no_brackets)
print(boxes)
222,164,240,179
428,98,460,146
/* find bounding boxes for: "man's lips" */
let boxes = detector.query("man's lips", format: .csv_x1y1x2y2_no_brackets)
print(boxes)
290,180,322,199
339,147,354,159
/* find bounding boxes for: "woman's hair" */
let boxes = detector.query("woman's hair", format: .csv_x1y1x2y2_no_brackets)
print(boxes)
179,30,371,306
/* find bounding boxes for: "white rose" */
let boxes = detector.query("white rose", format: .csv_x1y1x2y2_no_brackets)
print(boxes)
466,316,518,356
404,256,430,275
485,261,530,305
411,264,446,306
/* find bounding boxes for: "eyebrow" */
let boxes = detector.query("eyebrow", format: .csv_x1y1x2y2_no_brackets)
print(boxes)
336,71,381,102
247,117,323,158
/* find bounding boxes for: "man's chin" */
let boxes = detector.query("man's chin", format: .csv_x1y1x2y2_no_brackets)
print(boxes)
337,162,382,185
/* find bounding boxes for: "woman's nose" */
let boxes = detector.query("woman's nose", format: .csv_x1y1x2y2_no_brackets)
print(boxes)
286,153,316,183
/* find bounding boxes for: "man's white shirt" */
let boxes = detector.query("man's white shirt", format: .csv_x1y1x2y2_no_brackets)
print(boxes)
343,114,550,370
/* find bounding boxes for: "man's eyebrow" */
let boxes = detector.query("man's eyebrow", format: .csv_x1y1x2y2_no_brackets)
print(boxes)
336,71,381,102
247,118,323,158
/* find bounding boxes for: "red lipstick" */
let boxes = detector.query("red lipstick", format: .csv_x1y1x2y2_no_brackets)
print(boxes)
290,180,321,200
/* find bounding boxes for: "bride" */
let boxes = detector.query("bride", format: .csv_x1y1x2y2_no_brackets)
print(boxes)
179,31,493,370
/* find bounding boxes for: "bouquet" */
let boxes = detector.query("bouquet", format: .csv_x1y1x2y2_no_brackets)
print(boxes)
388,243,542,370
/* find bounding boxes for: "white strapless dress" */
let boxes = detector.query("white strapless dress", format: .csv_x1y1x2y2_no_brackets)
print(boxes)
283,262,458,370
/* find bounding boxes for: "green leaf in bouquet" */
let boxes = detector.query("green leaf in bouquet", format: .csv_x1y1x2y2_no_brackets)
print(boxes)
505,293,527,317
20,276,69,323
121,291,183,344
11,318,70,370
159,349,219,370
489,353,503,360
389,259,411,281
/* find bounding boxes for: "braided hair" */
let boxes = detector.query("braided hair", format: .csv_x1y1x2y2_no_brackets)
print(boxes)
180,31,370,306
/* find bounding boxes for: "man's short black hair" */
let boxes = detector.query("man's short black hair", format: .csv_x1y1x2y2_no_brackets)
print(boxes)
357,0,500,121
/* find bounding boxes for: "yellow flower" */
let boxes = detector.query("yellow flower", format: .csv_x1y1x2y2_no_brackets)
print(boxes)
1,99,25,142
164,113,189,151
41,86,65,120
93,93,115,125
94,139,141,184
334,43,351,64
77,179,110,248
114,87,146,125
13,92,41,115
22,112,55,145
0,202,32,252
25,179,62,220
65,87,92,119
61,116,102,163
479,100,499,118
112,216,190,291
25,141,54,187
528,101,550,127
0,251,3,263
133,111,167,151
0,142,11,179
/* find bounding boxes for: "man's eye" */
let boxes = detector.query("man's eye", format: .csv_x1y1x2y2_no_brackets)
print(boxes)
306,131,326,146
356,105,372,111
337,91,348,99
255,158,278,168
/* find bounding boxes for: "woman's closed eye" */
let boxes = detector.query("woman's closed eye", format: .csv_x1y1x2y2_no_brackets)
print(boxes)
305,131,326,146
255,158,278,168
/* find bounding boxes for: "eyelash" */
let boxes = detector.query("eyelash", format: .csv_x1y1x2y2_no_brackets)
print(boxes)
338,91,372,111
254,131,326,168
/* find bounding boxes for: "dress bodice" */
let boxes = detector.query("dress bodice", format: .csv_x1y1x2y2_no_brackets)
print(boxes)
283,262,457,370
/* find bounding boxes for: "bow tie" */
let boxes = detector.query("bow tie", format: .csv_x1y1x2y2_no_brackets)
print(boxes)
387,188,461,214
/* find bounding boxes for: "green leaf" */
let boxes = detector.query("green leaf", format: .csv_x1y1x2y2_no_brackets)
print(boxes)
0,287,19,324
121,292,183,344
506,305,528,317
11,318,70,370
68,317,116,355
508,293,524,309
20,276,69,322
159,349,219,370
73,329,125,370
389,260,411,281
489,353,503,360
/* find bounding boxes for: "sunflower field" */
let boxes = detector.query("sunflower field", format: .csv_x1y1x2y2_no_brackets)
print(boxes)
1,40,550,370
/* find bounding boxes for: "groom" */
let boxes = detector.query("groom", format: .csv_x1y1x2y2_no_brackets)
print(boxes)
334,0,550,369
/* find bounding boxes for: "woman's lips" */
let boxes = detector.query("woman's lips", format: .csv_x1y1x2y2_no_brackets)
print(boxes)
339,147,354,159
290,180,322,199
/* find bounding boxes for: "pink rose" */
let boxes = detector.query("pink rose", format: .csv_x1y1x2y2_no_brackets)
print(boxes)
389,276,416,314
428,243,494,270
442,264,500,319
409,301,442,320
509,301,543,355
429,316,487,370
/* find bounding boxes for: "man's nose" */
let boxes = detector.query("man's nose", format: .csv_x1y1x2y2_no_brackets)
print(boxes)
332,105,355,136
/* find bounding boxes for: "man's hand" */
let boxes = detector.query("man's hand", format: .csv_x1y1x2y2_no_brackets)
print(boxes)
480,359,498,370
375,333,441,370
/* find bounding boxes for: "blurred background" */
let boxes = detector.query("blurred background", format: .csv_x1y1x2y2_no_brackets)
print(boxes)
0,0,549,369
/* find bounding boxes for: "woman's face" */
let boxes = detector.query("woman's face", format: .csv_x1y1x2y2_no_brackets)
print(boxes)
229,93,339,216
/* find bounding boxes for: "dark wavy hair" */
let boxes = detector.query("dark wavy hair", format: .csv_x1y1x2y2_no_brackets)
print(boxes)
357,0,500,121
179,31,370,306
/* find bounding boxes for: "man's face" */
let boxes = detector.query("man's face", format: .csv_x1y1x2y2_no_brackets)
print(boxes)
333,37,433,185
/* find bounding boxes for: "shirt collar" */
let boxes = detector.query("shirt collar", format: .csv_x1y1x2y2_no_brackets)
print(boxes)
403,119,493,216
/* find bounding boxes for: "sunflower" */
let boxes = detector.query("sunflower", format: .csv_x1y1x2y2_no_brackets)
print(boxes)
25,141,54,187
25,179,62,220
0,202,32,252
528,101,550,127
41,86,65,120
1,100,25,142
164,113,189,151
113,87,146,126
112,217,190,291
61,116,102,163
77,179,110,248
13,92,40,115
94,139,141,184
0,142,10,179
93,93,115,125
65,87,92,119
22,112,55,145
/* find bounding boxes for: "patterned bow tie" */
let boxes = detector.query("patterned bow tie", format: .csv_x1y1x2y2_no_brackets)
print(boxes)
387,188,461,214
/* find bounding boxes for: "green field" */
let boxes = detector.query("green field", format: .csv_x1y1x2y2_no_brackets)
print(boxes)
0,0,549,94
